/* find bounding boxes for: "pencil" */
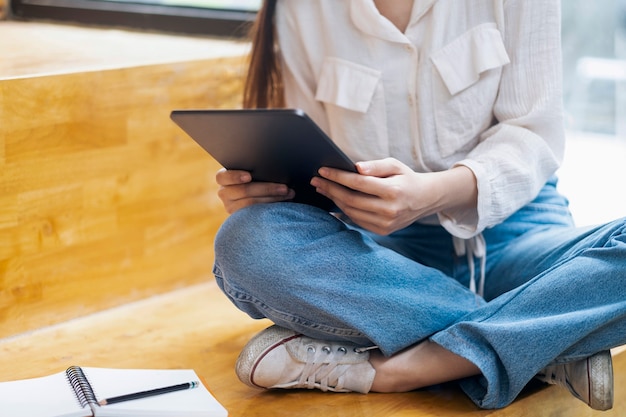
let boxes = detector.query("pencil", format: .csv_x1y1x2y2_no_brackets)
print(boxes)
98,381,199,406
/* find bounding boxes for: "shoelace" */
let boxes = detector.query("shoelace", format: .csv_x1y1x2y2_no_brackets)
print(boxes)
296,344,374,391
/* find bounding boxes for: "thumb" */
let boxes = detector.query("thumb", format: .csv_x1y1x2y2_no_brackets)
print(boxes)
356,158,406,178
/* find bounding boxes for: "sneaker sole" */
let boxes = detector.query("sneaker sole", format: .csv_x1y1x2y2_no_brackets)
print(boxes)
588,351,614,411
235,325,302,389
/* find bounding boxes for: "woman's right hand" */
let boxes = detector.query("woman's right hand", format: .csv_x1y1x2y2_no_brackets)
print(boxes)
216,168,296,214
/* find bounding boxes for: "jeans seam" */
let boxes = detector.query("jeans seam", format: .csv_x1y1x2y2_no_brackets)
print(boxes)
222,283,366,338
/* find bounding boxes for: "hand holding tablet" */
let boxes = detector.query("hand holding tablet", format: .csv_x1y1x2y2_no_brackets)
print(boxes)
170,109,356,211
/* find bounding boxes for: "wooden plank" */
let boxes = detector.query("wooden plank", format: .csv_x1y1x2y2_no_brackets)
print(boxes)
0,22,249,79
0,54,245,338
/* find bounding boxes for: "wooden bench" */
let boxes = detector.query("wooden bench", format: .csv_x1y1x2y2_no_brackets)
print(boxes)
0,21,623,416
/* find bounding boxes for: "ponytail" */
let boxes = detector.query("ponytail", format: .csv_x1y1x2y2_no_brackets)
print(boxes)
243,0,285,109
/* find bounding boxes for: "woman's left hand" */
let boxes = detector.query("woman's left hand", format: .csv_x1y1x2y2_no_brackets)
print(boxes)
310,158,477,236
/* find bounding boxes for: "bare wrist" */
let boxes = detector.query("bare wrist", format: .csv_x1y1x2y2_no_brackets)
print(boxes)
435,165,478,213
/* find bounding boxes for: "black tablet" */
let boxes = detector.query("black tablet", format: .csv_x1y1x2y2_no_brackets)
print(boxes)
170,108,356,210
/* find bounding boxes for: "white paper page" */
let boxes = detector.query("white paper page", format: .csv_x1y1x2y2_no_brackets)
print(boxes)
81,368,227,417
0,370,90,417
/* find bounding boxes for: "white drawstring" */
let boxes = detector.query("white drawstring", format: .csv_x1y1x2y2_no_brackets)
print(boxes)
453,234,487,297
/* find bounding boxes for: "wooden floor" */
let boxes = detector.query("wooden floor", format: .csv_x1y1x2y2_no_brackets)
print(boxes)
0,281,623,417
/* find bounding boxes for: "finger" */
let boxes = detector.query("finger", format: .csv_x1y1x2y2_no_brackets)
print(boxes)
313,177,382,214
355,158,406,178
317,167,388,198
220,184,296,214
216,168,252,186
219,182,293,202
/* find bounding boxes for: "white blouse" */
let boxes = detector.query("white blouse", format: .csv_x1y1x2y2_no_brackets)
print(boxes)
275,0,565,238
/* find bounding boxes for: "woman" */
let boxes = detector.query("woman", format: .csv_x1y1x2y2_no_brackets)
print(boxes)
213,0,626,410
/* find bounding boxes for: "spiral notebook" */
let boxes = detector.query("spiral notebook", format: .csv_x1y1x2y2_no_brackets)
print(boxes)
0,366,228,417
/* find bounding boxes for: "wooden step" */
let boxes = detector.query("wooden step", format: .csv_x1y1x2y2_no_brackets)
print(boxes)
0,22,247,339
0,281,623,417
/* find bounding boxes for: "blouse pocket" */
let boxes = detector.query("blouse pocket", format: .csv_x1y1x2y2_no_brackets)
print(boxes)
315,57,388,161
315,57,381,113
430,23,510,158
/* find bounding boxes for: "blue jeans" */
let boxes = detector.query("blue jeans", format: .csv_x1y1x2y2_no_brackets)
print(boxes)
213,177,626,409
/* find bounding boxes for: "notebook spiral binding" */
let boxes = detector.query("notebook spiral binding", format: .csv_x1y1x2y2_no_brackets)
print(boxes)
65,366,98,408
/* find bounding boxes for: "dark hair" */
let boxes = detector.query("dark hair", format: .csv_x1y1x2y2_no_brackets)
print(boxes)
243,0,285,109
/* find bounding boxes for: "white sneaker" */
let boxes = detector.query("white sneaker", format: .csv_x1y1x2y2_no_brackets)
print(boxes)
236,325,376,393
536,350,614,411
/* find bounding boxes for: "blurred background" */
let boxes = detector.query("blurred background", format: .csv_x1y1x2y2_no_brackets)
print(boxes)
559,0,626,226
562,0,626,136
